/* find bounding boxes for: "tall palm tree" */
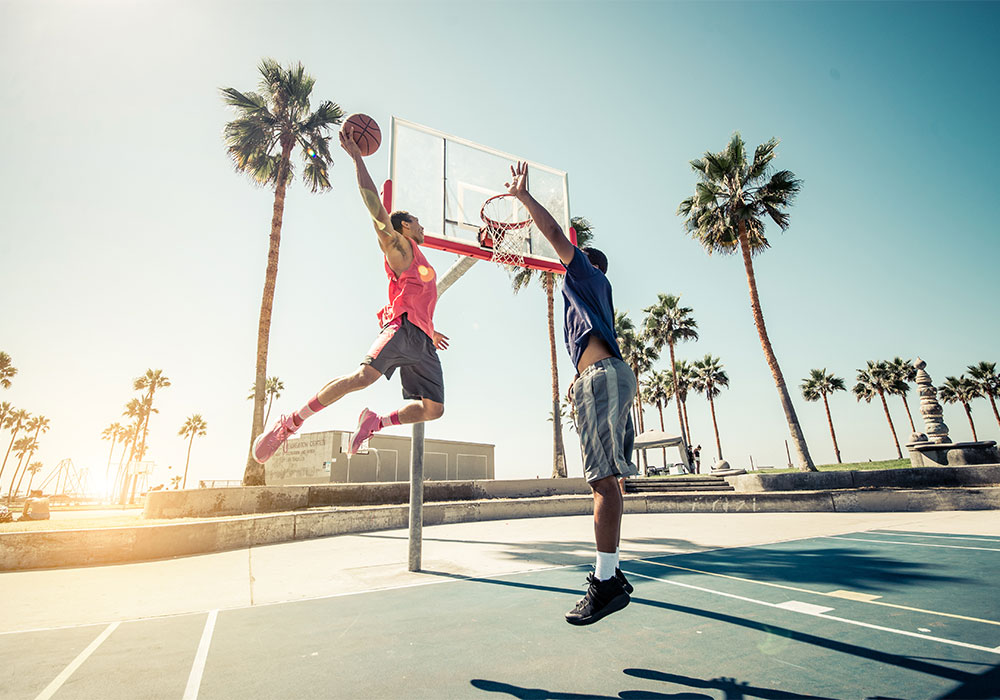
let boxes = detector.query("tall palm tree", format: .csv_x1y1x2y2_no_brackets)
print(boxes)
678,133,815,471
133,369,170,464
939,376,982,441
692,355,729,462
967,361,1000,429
24,462,43,495
246,377,285,428
643,294,699,446
7,436,37,502
222,59,344,486
119,398,152,503
0,408,30,487
15,415,49,496
887,357,917,433
666,360,696,445
615,311,658,468
0,352,15,389
641,369,672,464
102,422,125,489
170,475,182,489
178,414,208,490
801,369,847,464
854,361,902,459
0,401,12,425
511,217,595,478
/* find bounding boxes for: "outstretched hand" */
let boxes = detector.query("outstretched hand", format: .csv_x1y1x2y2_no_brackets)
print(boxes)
505,161,529,200
433,331,450,351
338,126,363,158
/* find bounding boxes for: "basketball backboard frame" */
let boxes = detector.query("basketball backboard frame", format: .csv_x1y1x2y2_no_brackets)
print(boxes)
384,117,575,273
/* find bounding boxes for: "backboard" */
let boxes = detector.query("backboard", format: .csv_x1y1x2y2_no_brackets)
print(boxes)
385,117,574,273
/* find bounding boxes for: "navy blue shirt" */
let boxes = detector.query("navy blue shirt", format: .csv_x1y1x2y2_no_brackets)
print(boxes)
562,247,623,370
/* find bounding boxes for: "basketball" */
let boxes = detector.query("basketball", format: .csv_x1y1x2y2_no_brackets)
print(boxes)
343,113,381,157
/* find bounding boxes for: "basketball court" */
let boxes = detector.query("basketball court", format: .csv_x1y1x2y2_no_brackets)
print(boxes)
2,511,998,699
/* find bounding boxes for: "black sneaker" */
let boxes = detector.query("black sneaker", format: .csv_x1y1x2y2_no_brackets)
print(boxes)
616,567,633,594
565,574,630,626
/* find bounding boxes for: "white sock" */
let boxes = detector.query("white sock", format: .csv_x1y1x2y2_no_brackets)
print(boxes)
595,550,618,581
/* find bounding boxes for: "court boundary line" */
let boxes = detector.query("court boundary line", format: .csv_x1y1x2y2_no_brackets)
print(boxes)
822,535,1000,552
869,530,1000,543
625,570,1000,656
33,621,119,700
639,560,1000,627
182,610,217,700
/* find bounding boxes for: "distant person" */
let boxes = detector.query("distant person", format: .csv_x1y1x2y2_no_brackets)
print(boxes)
694,445,702,473
19,490,50,521
508,162,635,626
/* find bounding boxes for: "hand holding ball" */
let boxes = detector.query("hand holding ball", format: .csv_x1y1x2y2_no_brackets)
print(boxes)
341,113,381,157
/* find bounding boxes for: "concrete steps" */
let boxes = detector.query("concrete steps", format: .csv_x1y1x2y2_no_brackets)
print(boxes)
626,477,734,493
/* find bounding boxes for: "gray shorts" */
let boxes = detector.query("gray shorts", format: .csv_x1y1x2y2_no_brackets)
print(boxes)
363,315,445,404
571,357,638,483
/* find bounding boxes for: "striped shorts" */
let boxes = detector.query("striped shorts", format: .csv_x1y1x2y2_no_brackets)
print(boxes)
571,357,638,483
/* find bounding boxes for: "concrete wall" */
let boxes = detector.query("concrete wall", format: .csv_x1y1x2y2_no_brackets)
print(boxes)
145,478,591,520
13,486,1000,571
726,464,1000,492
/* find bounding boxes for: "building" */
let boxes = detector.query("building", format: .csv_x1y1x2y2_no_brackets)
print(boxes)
264,429,495,486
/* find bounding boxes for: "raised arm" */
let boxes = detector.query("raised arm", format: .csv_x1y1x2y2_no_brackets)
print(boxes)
339,127,404,257
507,161,576,266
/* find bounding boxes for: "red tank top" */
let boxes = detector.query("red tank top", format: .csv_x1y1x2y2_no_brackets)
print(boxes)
377,237,437,339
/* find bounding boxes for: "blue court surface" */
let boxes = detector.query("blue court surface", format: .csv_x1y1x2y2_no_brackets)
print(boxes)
1,524,998,699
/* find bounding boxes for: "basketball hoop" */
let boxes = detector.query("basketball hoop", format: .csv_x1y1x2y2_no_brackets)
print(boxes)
479,193,532,270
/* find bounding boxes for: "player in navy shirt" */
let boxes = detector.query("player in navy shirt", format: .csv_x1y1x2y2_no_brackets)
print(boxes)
508,162,637,625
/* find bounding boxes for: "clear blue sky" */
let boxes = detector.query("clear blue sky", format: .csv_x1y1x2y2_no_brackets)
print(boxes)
2,0,998,491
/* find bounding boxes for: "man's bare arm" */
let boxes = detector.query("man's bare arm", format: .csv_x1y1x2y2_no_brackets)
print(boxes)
507,161,576,265
339,128,406,258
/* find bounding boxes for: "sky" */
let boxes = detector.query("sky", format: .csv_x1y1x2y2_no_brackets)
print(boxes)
2,0,998,495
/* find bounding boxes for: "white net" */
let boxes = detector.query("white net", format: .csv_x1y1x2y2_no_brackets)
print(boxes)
480,194,532,270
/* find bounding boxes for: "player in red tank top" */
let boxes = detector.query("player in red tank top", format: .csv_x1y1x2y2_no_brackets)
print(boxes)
252,124,449,465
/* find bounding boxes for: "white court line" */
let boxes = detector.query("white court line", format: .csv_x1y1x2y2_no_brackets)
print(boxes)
34,622,119,700
869,531,1000,543
625,570,1000,656
183,610,218,700
824,536,1000,552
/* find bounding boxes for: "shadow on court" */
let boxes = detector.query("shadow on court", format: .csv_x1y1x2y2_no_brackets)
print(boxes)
445,574,994,699
638,544,969,592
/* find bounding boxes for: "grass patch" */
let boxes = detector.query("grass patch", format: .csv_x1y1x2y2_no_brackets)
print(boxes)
755,459,911,475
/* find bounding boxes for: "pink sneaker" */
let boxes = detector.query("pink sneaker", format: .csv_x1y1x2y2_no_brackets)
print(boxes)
348,408,380,455
253,414,299,464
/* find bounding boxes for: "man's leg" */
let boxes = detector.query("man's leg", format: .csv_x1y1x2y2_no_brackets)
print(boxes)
592,475,623,554
349,398,443,454
254,365,382,464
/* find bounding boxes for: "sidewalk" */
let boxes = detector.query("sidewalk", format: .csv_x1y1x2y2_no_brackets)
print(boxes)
2,509,998,635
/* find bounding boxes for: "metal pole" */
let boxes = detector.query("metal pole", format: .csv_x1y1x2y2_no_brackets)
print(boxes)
408,421,425,571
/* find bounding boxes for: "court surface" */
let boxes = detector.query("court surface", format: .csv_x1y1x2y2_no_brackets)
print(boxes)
1,511,998,699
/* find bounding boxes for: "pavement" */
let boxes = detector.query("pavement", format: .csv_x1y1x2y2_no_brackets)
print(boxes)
2,510,999,699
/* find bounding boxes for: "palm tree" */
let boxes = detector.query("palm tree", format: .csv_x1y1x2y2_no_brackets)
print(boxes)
119,398,153,503
692,355,729,462
102,422,125,489
801,369,847,463
170,475,183,489
0,401,11,425
666,360,696,445
887,357,917,433
178,414,208,489
7,436,37,502
133,369,170,464
14,415,49,497
222,59,344,486
0,352,15,389
939,376,982,441
247,377,285,428
967,361,1000,429
643,294,699,446
511,217,595,478
24,462,43,495
854,361,902,459
0,408,30,487
641,369,672,465
614,311,658,469
678,133,815,471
